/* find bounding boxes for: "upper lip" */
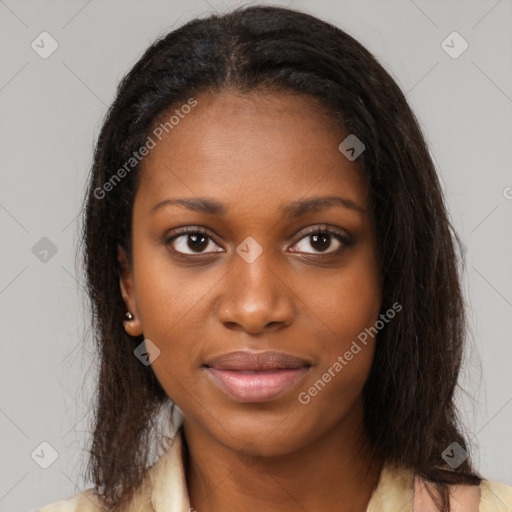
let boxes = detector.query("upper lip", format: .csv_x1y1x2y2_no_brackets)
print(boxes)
205,350,311,371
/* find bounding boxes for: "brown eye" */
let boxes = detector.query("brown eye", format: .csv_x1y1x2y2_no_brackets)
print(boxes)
290,228,351,255
166,229,223,255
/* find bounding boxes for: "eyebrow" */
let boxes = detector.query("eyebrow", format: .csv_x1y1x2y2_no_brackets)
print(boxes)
150,195,365,216
282,196,365,217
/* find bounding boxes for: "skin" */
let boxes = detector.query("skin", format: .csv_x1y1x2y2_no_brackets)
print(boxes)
118,89,383,512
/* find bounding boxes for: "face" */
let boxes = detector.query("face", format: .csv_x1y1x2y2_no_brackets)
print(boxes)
118,90,382,456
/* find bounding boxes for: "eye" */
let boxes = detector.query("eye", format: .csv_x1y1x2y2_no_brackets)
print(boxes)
165,225,352,258
289,226,351,255
166,228,223,255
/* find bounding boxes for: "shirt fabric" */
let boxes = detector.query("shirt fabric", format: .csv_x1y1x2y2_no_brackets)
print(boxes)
38,427,512,512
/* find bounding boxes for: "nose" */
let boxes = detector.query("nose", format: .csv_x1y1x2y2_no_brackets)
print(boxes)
216,247,295,334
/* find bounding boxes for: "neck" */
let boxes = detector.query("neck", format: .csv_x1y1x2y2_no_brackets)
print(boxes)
183,399,382,512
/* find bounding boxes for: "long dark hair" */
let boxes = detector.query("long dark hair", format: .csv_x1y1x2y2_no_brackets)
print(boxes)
80,5,480,511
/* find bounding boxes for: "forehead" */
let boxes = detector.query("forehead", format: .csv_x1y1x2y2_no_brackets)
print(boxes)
136,90,368,215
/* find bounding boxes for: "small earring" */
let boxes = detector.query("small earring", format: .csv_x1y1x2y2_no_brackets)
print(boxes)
125,311,134,321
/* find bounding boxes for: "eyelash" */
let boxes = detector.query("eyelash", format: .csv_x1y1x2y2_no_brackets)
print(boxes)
164,225,353,258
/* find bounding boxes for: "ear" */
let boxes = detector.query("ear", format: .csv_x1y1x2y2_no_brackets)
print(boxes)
117,244,143,337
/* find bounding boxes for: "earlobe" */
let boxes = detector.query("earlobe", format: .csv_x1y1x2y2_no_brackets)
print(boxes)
122,308,143,337
117,244,143,337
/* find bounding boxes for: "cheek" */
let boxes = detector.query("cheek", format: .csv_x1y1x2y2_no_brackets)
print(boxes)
132,242,221,340
297,284,379,425
130,250,210,398
312,253,381,344
304,251,381,394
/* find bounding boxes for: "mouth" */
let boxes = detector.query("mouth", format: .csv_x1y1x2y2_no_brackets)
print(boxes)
203,350,311,403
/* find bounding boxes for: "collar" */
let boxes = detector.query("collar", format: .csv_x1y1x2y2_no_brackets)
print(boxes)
146,427,416,512
148,426,191,512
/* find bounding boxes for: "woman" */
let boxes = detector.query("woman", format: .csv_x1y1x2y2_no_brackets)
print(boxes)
38,5,512,512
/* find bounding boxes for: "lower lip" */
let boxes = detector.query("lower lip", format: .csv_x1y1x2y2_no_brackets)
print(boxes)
205,367,310,403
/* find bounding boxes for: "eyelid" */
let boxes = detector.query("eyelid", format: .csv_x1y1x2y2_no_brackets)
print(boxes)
292,224,351,243
165,226,224,250
289,224,353,253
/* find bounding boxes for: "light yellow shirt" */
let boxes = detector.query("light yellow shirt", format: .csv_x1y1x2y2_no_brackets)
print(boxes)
38,428,512,512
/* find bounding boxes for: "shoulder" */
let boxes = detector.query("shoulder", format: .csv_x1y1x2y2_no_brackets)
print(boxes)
413,474,512,512
479,478,512,511
37,480,157,512
37,483,155,512
36,429,185,512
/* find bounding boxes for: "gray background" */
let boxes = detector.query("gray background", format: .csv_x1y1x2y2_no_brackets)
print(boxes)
0,0,511,510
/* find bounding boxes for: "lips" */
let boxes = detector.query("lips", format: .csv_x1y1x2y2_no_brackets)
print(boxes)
204,350,311,402
205,350,310,371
